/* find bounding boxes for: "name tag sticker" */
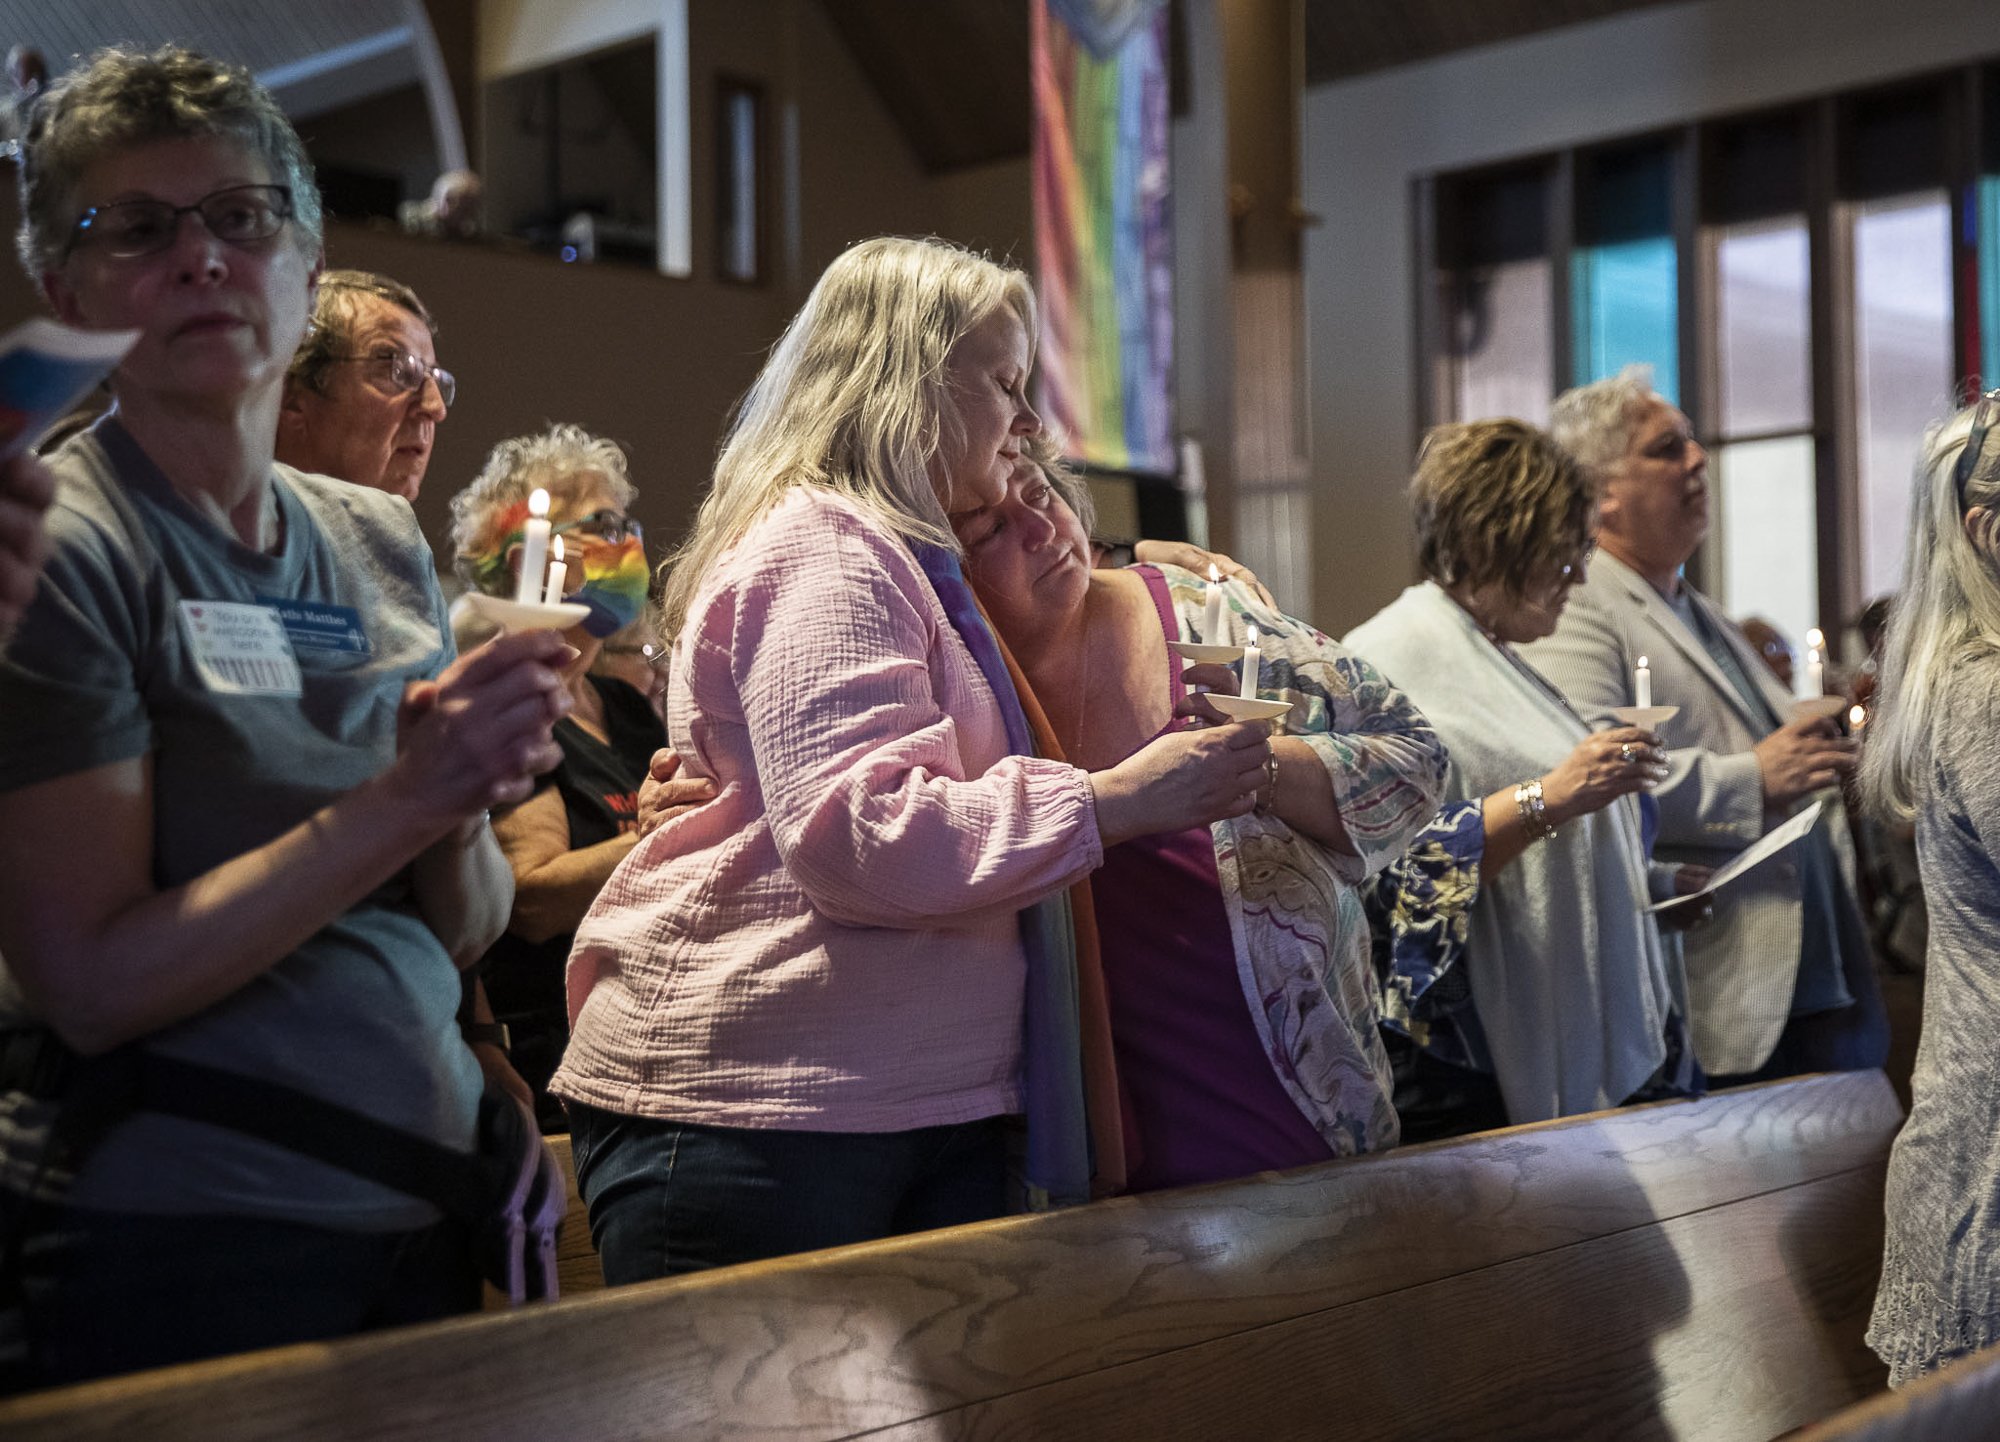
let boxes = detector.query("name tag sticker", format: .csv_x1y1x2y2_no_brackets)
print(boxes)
179,600,304,697
257,595,372,655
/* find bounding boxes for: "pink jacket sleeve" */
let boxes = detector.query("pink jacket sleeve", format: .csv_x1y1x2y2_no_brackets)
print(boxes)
685,498,1102,928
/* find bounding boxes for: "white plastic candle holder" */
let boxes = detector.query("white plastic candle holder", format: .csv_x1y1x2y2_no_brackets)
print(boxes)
460,593,590,634
1608,705,1680,730
1171,641,1245,665
1204,695,1290,723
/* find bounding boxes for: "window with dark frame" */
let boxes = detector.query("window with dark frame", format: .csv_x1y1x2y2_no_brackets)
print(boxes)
1418,57,2000,659
716,77,765,285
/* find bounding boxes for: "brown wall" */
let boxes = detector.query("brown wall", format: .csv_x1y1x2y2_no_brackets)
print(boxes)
0,178,778,570
312,222,777,562
2,2,1032,574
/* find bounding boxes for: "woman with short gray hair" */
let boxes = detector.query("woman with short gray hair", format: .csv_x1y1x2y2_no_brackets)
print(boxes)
0,47,568,1388
1861,391,2000,1386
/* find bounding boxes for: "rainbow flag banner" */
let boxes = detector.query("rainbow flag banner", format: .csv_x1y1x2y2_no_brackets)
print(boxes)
1032,0,1174,476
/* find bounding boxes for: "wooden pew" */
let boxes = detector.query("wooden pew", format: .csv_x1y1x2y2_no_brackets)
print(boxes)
1796,1341,2000,1441
0,1070,1901,1442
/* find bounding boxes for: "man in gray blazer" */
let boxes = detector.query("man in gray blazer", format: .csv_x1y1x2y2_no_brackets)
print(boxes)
1519,367,1886,1083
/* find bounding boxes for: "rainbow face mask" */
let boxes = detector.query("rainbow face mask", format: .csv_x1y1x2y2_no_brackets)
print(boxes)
463,501,648,639
568,534,648,638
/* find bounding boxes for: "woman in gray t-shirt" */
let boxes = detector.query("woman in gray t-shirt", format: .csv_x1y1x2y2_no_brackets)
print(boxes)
1861,388,2000,1386
0,48,570,1389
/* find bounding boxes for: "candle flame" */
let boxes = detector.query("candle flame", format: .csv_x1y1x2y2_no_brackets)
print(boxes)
551,535,565,562
1208,563,1221,583
1246,625,1258,645
1637,655,1649,669
1850,704,1866,728
1806,627,1824,650
529,487,550,518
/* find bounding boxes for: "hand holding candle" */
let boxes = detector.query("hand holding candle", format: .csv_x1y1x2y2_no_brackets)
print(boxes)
1239,625,1261,700
541,535,567,606
1201,563,1225,641
1802,627,1825,699
514,487,552,604
1635,655,1652,709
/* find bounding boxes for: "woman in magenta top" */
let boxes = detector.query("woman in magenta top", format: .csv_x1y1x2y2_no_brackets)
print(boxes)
953,455,1448,1189
552,238,1272,1280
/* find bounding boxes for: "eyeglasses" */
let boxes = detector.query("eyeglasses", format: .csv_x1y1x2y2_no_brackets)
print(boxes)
554,508,643,544
1955,388,2000,514
64,184,293,262
601,641,668,672
327,348,457,409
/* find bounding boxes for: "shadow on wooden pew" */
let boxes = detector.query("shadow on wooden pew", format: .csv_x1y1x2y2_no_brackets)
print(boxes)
0,1070,1902,1442
1796,1339,2000,1441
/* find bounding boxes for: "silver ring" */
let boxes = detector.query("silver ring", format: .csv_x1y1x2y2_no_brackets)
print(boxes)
1619,742,1637,765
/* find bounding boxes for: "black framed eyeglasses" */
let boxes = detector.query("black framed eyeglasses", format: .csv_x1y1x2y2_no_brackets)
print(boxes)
554,508,643,544
327,348,457,409
1956,388,2000,515
64,184,294,262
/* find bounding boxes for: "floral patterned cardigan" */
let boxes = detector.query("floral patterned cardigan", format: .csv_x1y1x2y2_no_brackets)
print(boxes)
1155,565,1448,1154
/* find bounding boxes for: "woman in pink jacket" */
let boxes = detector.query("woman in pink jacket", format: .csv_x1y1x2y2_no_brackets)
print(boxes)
552,237,1268,1280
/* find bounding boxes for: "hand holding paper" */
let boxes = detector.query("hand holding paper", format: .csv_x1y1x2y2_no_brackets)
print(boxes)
1646,800,1824,914
0,318,139,461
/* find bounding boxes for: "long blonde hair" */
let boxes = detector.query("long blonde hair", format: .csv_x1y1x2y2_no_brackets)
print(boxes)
1860,403,2000,821
656,236,1036,638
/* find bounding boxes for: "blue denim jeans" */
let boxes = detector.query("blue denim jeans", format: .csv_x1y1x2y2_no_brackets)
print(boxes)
565,1102,1010,1285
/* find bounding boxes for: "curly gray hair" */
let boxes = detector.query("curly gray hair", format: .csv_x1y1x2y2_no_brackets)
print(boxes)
449,423,640,592
16,45,325,278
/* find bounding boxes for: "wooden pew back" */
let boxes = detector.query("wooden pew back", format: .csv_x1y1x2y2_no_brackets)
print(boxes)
1797,1341,2000,1442
0,1071,1902,1442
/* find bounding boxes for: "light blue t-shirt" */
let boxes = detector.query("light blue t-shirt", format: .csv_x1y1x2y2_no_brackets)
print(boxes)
0,418,481,1230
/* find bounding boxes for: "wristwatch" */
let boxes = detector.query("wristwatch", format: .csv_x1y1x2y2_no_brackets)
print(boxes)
462,1021,512,1053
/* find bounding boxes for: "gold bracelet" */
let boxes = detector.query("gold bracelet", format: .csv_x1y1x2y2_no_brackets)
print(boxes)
1513,777,1558,842
1257,741,1279,811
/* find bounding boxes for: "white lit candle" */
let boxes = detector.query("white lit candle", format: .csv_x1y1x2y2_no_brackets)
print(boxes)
514,487,552,604
1239,625,1260,701
1635,655,1652,709
541,535,567,606
1802,627,1825,699
1201,563,1225,642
